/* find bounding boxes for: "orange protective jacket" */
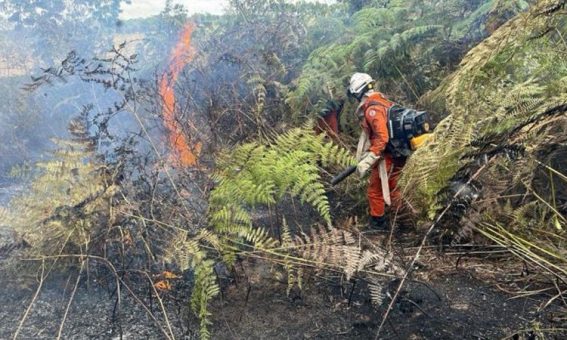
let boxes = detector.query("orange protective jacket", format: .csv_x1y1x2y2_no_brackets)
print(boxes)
359,92,393,156
358,92,405,217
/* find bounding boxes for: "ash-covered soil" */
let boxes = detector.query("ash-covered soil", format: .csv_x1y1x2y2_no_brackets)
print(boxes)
0,232,565,339
210,256,565,340
0,269,192,339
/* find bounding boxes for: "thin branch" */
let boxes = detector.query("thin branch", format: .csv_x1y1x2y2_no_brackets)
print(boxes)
56,260,85,340
375,162,489,339
13,260,46,340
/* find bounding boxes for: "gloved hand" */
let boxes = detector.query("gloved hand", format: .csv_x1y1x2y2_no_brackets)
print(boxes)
357,152,380,178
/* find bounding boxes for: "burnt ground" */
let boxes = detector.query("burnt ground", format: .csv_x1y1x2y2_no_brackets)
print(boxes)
0,232,566,339
209,250,567,340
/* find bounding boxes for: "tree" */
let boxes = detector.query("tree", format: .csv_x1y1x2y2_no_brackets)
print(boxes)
0,0,129,63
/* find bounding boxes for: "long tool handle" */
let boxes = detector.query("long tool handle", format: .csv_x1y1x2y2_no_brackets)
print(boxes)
331,165,357,186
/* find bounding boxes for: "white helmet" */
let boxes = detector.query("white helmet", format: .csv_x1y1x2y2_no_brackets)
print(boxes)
348,73,374,100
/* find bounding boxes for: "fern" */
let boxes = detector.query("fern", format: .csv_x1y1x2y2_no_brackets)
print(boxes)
363,25,442,71
6,116,109,257
279,218,299,294
211,125,355,227
247,73,268,121
0,206,10,224
162,229,223,340
289,225,401,294
398,0,567,285
164,126,358,337
191,259,219,339
286,0,519,118
7,162,34,180
368,278,385,306
400,0,567,221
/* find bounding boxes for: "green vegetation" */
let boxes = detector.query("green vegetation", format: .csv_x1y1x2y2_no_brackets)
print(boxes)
287,0,535,122
5,109,112,259
165,126,385,338
401,0,567,279
0,0,566,338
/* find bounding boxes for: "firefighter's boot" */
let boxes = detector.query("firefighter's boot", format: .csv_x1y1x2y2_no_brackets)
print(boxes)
369,215,388,232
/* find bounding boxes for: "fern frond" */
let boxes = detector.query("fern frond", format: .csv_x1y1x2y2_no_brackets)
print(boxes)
369,279,385,306
0,206,10,223
191,259,220,340
210,126,352,228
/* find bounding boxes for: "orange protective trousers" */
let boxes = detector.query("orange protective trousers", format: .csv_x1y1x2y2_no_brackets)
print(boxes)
367,154,405,217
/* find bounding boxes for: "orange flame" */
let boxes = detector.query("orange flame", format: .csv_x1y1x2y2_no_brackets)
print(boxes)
159,23,202,166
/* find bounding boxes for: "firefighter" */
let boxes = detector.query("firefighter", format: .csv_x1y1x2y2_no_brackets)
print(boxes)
314,99,344,140
347,73,405,231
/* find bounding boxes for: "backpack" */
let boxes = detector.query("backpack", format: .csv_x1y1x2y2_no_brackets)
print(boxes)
386,104,432,158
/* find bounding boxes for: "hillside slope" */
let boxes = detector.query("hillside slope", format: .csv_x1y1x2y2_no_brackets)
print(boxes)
402,0,567,278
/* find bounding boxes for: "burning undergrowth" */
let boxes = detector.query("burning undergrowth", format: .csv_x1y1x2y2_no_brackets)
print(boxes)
159,23,202,167
0,7,368,337
1,1,565,339
0,26,215,337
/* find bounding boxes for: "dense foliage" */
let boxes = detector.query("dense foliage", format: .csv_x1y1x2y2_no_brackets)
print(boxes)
287,0,534,123
1,0,565,338
401,0,567,281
